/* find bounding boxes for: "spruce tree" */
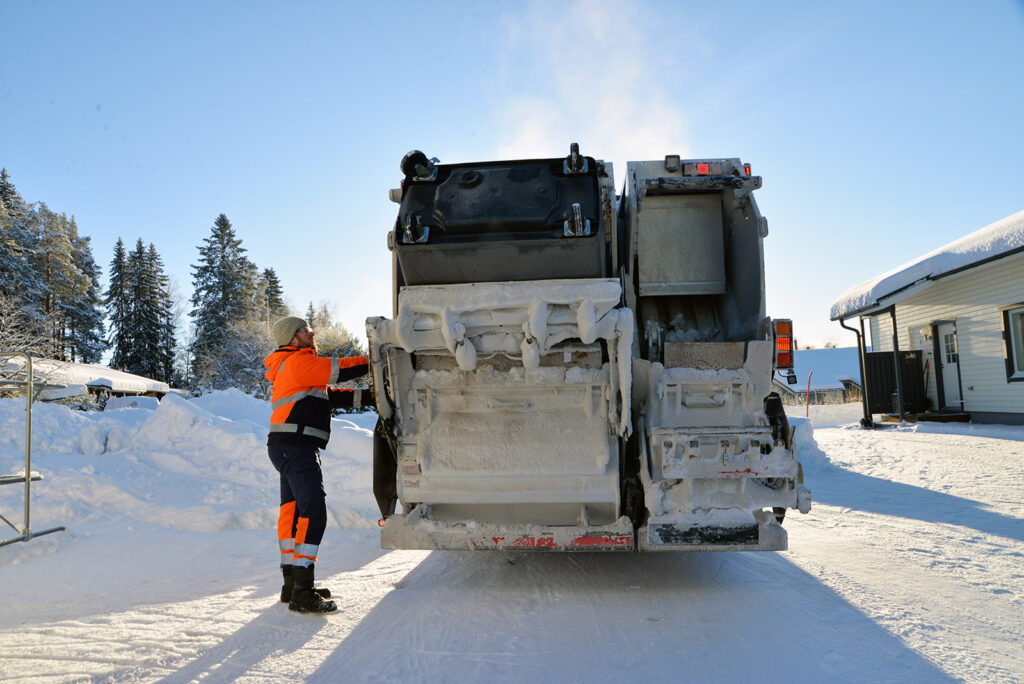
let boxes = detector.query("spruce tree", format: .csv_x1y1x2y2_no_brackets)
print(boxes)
301,301,334,331
104,238,175,381
261,268,287,320
146,243,176,383
190,213,257,385
119,239,164,378
0,168,20,211
105,238,132,369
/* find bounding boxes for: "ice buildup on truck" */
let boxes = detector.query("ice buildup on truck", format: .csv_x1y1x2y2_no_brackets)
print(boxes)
366,144,811,552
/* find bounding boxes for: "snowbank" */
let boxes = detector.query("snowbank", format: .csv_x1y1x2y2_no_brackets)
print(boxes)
786,401,865,428
0,391,380,535
104,395,159,411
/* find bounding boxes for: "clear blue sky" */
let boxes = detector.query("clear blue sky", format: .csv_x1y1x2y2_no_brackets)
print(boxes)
3,1,1023,348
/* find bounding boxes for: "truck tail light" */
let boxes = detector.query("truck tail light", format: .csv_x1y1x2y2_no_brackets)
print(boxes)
697,162,710,175
744,163,751,177
774,319,794,369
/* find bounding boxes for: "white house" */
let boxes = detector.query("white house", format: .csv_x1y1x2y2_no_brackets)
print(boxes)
830,210,1024,425
772,346,863,406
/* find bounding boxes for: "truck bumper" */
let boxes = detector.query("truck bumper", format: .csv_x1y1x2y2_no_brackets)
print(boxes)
381,506,635,551
637,510,787,552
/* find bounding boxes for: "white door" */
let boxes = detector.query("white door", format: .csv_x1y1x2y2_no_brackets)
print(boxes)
937,322,962,408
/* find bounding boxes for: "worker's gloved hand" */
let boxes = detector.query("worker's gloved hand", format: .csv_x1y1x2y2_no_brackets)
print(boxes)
328,387,373,409
359,387,375,408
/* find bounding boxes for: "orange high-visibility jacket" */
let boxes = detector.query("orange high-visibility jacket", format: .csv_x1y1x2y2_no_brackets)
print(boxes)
264,346,370,448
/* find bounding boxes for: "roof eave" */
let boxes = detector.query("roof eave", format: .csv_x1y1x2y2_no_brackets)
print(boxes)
830,236,1024,322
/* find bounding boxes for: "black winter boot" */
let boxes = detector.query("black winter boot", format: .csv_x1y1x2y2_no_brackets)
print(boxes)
280,565,332,603
288,564,337,614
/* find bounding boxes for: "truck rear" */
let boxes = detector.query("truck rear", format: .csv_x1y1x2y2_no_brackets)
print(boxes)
366,146,809,551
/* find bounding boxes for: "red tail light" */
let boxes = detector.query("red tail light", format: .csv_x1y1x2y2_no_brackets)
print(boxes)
743,163,751,176
774,319,794,369
697,162,710,175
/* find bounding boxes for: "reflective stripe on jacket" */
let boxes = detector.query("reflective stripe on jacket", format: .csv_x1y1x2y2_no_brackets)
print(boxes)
263,346,370,447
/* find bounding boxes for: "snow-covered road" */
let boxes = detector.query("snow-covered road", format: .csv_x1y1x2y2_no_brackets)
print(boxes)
1,398,1021,682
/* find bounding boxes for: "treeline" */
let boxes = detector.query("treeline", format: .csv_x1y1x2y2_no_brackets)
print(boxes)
0,169,105,364
0,167,363,396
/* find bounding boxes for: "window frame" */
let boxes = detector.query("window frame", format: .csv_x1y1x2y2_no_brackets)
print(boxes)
1002,304,1024,382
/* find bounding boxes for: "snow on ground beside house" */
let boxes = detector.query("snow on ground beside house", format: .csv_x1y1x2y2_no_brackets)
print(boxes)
830,209,1024,319
0,395,1021,682
786,401,866,428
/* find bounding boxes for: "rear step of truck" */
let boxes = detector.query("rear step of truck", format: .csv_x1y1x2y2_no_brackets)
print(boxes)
638,510,787,552
381,506,635,551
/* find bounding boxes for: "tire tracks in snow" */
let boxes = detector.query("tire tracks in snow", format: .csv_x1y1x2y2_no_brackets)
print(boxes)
785,426,1024,682
0,551,430,683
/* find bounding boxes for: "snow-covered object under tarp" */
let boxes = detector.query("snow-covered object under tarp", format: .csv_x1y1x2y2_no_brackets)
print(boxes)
37,385,89,401
830,209,1024,319
0,357,170,395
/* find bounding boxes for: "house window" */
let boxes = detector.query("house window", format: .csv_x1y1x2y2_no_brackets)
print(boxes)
1007,306,1024,380
943,332,958,364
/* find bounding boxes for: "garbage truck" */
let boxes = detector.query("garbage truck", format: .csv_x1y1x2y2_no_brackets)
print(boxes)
366,144,810,551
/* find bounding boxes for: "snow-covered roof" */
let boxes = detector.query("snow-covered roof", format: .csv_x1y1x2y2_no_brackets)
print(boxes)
0,357,170,394
830,210,1024,320
775,346,861,392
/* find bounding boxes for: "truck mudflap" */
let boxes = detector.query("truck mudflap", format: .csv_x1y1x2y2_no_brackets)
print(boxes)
381,506,635,551
637,510,787,552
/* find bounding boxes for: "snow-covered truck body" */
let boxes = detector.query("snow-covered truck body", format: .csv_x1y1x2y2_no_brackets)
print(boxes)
366,146,810,552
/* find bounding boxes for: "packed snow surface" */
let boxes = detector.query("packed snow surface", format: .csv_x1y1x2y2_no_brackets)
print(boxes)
830,209,1024,319
1,394,1022,682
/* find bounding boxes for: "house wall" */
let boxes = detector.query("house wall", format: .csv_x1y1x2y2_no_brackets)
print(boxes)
865,251,1024,420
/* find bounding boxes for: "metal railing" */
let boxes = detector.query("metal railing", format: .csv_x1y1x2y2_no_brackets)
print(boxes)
0,351,66,547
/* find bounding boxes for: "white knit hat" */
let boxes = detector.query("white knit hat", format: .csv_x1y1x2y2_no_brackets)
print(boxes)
272,316,308,347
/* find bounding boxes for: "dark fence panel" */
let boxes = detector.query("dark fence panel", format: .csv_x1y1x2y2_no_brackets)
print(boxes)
864,351,928,413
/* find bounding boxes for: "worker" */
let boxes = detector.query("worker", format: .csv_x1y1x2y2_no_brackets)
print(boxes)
264,316,372,614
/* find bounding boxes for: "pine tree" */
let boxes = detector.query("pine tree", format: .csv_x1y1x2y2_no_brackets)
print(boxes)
0,169,45,311
0,169,48,356
2,170,102,363
64,218,106,363
27,205,79,358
